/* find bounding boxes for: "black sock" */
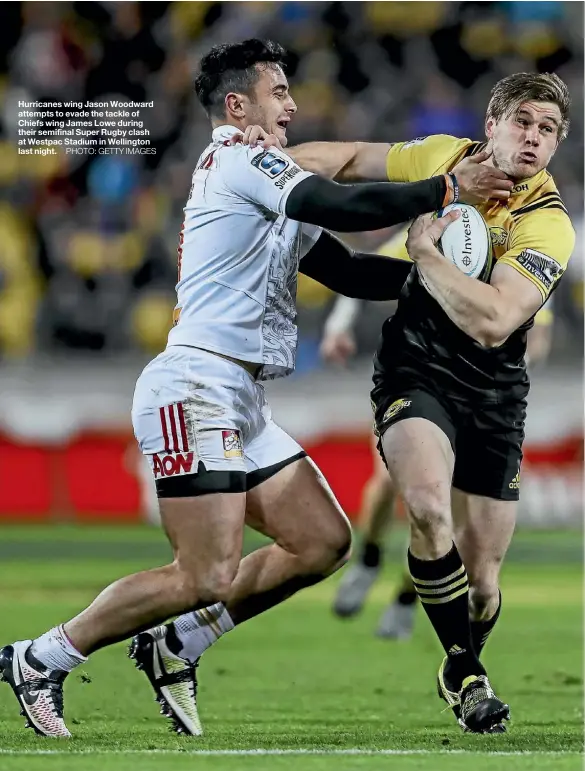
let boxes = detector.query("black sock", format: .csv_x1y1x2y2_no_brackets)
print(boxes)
396,589,418,606
471,590,502,657
408,543,485,690
361,541,382,568
396,571,417,605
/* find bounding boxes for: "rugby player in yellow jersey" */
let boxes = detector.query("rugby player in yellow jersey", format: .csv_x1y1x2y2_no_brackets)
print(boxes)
247,72,575,733
325,233,555,640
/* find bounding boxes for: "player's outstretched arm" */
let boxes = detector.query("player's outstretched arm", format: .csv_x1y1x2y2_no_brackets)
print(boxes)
222,142,453,232
230,129,512,201
228,129,390,181
288,142,393,182
405,213,558,347
299,231,412,300
285,173,453,232
288,144,512,201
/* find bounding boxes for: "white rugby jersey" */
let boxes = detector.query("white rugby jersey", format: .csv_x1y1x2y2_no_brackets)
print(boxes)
167,124,322,380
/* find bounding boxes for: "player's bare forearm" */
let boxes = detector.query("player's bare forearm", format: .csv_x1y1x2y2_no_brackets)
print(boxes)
408,214,546,344
415,251,506,346
286,142,356,180
288,142,391,182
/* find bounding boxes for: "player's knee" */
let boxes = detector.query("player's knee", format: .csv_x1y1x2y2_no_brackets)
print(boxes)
325,517,353,571
402,483,450,534
305,516,352,575
468,576,500,620
174,564,234,608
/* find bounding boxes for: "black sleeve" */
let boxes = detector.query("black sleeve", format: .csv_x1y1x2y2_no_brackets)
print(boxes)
299,231,413,300
286,174,446,232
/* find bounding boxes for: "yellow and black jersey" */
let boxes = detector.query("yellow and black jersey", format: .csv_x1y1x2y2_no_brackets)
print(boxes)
385,134,575,302
375,229,555,329
374,135,574,401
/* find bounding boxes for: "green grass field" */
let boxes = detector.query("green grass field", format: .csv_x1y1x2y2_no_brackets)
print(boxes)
0,525,582,770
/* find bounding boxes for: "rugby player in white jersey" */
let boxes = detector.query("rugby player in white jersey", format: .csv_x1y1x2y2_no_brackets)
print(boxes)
0,39,511,738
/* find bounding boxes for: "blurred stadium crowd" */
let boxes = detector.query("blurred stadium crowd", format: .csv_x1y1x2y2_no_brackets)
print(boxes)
0,1,582,364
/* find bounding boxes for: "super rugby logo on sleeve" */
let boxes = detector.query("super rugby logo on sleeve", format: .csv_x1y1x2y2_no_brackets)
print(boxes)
517,249,562,291
251,151,289,179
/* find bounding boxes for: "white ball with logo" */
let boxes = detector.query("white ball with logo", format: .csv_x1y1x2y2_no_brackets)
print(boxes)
434,203,492,281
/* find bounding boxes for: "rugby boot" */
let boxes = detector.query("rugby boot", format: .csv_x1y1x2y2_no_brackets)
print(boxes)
459,674,510,733
0,640,70,737
129,625,202,735
437,657,508,733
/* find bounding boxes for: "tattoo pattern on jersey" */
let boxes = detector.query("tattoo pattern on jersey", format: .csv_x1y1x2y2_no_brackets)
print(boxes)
261,232,300,378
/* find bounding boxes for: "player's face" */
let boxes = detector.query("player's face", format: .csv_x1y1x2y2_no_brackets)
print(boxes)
244,65,297,147
486,101,561,181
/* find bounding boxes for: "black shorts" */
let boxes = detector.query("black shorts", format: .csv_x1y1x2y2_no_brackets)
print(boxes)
156,452,307,498
371,381,526,502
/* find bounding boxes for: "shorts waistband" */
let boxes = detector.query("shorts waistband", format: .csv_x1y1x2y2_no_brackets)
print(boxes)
214,352,262,379
165,344,262,379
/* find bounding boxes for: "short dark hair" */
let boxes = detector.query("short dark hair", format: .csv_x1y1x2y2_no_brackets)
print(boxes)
194,39,287,119
487,72,571,142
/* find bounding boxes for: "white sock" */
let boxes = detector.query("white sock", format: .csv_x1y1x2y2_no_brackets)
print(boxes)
171,603,234,663
30,625,88,673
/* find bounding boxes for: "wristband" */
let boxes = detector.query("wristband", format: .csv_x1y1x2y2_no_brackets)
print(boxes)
447,172,459,204
441,174,454,207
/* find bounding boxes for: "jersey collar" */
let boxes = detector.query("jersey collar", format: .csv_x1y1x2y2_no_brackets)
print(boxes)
510,168,548,197
212,125,241,142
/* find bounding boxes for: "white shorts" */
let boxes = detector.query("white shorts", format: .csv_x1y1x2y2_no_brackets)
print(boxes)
132,346,304,488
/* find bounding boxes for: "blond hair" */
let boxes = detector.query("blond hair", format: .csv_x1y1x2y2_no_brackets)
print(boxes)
486,72,570,141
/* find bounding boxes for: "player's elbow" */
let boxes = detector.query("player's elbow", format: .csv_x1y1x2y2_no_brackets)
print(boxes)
477,328,506,348
475,310,516,348
470,304,511,348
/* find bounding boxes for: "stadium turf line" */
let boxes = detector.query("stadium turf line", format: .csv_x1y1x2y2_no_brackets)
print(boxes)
0,525,580,564
0,750,582,771
0,526,581,770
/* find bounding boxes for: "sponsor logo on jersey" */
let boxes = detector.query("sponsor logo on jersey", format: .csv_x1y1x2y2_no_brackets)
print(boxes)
490,226,508,248
509,471,520,490
152,452,196,478
517,249,562,291
382,398,412,423
512,183,529,193
251,151,289,179
274,165,302,189
222,429,244,458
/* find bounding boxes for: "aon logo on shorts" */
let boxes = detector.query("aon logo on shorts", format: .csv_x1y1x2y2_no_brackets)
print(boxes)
152,452,196,478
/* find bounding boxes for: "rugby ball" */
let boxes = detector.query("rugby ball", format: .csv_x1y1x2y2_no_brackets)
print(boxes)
435,203,492,281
